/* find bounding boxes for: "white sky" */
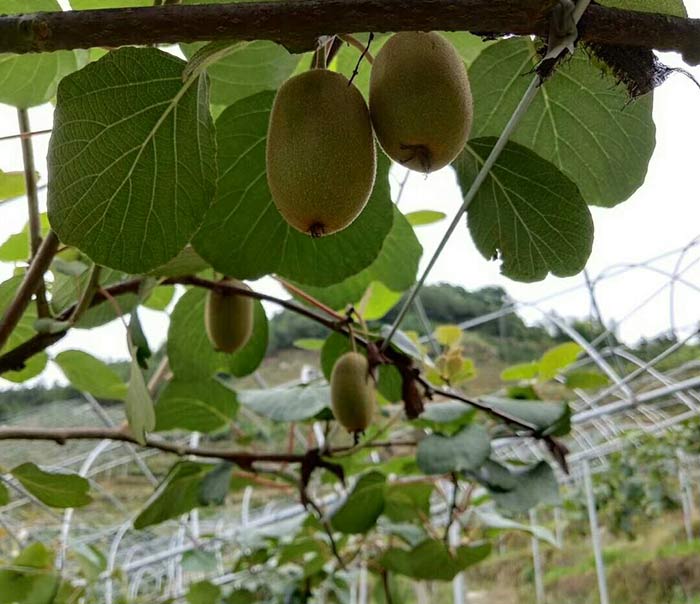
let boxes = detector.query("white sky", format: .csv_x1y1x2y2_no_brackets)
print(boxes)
0,5,699,387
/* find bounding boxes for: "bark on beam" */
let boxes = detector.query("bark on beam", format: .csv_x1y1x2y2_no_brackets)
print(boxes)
0,0,698,65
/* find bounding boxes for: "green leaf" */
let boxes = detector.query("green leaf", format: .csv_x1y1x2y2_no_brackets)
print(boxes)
383,483,432,524
500,362,539,382
0,543,59,604
414,401,475,434
296,207,421,310
0,1,81,108
134,461,213,529
441,32,494,66
238,385,330,422
155,377,237,432
0,482,8,506
598,0,686,17
293,338,325,351
149,245,210,277
0,169,27,203
320,332,353,381
11,462,92,508
416,424,491,475
200,462,233,506
47,47,216,273
187,580,222,604
479,397,571,436
168,288,268,380
405,210,446,227
330,471,386,534
51,267,139,329
356,281,404,322
379,325,425,362
124,347,155,445
55,350,127,400
470,38,655,207
539,342,582,381
565,370,610,390
182,39,301,106
434,325,462,347
143,285,176,311
479,460,560,513
456,138,593,283
381,539,491,581
0,276,48,382
191,91,393,285
72,544,107,581
182,550,218,573
474,510,557,546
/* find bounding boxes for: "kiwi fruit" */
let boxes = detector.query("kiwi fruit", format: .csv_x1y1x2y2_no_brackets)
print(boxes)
330,351,376,433
204,277,254,354
266,69,377,237
369,32,473,173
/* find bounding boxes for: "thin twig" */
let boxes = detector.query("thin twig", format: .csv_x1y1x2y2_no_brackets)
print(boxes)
345,32,374,86
0,128,52,142
16,108,50,319
305,495,347,571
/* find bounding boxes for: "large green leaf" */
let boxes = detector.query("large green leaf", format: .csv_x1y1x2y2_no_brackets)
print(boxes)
381,539,491,581
0,543,59,604
0,214,49,262
478,460,560,513
0,276,47,382
47,47,216,273
382,483,433,524
456,138,593,282
187,581,222,604
11,463,92,508
54,350,127,400
297,207,422,313
191,91,393,285
330,471,386,534
182,40,301,107
416,424,491,475
0,0,81,108
238,385,330,422
155,377,238,432
470,38,655,208
598,0,686,16
167,288,268,380
134,461,213,529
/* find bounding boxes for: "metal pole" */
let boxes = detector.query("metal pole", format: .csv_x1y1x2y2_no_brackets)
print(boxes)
358,561,368,604
554,507,564,548
677,450,693,542
529,509,545,604
583,460,609,604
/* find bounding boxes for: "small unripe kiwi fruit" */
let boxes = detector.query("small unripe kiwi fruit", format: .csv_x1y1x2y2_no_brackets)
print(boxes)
204,277,254,354
266,69,377,237
369,32,473,173
330,351,376,433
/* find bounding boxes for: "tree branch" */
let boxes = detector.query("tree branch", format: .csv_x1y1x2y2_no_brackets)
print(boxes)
0,1,698,64
0,230,59,352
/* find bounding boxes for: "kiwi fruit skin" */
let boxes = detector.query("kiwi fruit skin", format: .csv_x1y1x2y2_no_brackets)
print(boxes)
330,351,376,433
205,278,254,354
369,32,473,173
266,69,377,237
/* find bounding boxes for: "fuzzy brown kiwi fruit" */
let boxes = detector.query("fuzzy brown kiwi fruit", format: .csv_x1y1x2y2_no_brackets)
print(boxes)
204,277,254,354
369,32,473,173
330,351,376,433
266,69,377,237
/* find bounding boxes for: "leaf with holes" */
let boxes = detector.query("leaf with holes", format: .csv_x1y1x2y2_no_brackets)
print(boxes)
456,138,593,282
11,463,92,508
191,91,393,285
470,38,655,208
47,47,215,273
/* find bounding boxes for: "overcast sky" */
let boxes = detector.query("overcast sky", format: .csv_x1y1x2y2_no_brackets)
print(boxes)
0,5,699,386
